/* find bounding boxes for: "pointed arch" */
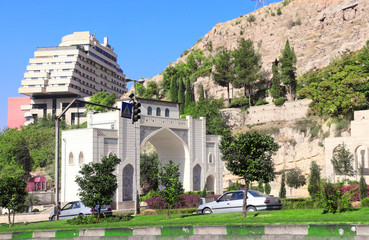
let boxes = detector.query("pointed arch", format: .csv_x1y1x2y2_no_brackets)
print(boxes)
206,174,215,192
208,153,213,164
193,164,202,191
123,164,134,201
147,106,152,116
69,152,74,165
78,152,84,165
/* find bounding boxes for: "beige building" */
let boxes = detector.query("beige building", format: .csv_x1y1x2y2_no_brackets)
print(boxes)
18,31,128,125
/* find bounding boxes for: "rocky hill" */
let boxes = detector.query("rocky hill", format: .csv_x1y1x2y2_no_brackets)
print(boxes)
145,0,369,100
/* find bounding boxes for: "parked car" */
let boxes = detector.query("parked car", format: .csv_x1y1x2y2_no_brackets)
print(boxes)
198,190,282,214
49,200,112,220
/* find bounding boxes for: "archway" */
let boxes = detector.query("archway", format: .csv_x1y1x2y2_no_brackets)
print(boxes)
206,175,215,192
193,164,201,191
123,164,133,201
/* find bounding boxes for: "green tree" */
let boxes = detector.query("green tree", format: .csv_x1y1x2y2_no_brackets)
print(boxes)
75,155,121,218
270,59,284,99
220,131,279,217
257,181,264,193
279,171,286,198
308,161,321,199
143,81,160,99
136,83,146,97
264,182,271,195
178,78,185,114
286,168,306,195
233,38,262,106
198,84,205,101
280,39,297,100
359,167,368,201
0,175,27,227
185,79,192,108
158,161,184,220
140,152,159,195
85,92,116,113
212,47,235,104
170,77,178,103
331,143,354,179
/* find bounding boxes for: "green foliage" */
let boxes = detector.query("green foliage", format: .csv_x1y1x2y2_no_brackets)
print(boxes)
247,15,256,22
283,0,293,6
264,182,271,195
212,47,235,104
319,181,354,213
227,181,241,191
198,84,205,101
233,38,262,106
141,190,160,201
280,39,297,100
220,131,279,216
178,78,185,114
66,213,132,225
227,97,249,109
205,41,213,52
255,99,269,106
281,198,322,210
140,152,159,195
143,81,160,99
185,79,192,108
277,8,282,15
334,118,350,137
75,155,121,217
361,197,369,207
297,44,369,118
270,59,285,99
359,168,368,201
279,172,286,198
308,161,321,199
331,143,354,178
200,184,207,198
158,160,184,220
257,181,264,193
0,175,28,227
286,168,306,190
273,97,286,106
289,19,302,28
85,92,116,113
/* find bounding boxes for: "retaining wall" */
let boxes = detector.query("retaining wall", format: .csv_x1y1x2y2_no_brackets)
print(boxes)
1,224,369,239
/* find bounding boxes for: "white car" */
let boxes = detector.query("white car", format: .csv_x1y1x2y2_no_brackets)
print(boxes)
49,200,112,220
198,190,282,214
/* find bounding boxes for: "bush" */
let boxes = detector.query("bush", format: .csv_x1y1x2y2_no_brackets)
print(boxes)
66,213,133,225
228,98,249,109
319,181,355,213
281,198,321,210
361,197,369,208
141,190,160,201
32,209,39,212
247,15,256,23
255,99,269,106
227,181,241,191
277,8,282,15
144,194,221,209
274,97,286,106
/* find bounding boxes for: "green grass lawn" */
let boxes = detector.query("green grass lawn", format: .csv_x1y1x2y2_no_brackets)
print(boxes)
1,208,369,233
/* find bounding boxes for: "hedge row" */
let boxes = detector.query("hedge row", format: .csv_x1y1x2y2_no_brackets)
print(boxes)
144,194,220,209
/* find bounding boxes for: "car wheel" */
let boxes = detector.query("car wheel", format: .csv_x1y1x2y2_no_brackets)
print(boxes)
79,213,84,217
202,208,212,214
246,206,257,212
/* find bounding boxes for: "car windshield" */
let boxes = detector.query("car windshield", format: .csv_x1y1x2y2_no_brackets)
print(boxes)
249,190,267,197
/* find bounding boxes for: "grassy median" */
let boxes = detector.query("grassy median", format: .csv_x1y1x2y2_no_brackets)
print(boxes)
1,208,369,233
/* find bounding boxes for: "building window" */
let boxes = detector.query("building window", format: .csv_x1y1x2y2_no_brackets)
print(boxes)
79,152,84,165
208,153,213,164
69,152,74,165
165,108,170,117
147,106,152,115
156,107,161,116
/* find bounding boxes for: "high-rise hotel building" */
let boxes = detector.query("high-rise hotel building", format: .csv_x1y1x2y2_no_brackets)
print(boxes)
18,31,128,125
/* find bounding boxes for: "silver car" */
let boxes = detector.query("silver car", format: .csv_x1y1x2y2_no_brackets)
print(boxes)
49,200,112,220
198,190,282,214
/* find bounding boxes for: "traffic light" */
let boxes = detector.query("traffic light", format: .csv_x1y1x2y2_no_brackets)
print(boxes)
132,100,141,124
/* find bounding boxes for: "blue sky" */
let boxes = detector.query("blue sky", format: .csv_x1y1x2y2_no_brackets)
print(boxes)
0,0,280,129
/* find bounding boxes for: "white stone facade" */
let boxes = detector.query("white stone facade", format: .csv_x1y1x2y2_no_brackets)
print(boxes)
19,31,128,125
61,99,222,209
325,110,369,182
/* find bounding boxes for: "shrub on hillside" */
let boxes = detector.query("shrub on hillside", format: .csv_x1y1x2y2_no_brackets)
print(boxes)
273,97,286,106
255,99,269,106
228,98,249,109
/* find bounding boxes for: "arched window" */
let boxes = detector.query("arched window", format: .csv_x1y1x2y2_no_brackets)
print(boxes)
147,106,152,116
165,108,170,117
79,152,84,165
69,152,74,165
123,164,134,201
193,164,201,191
156,107,161,116
208,153,213,164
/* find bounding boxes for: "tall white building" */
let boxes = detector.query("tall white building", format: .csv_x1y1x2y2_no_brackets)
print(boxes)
18,31,128,125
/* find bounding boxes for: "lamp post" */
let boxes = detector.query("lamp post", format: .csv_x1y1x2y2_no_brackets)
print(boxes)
127,79,144,215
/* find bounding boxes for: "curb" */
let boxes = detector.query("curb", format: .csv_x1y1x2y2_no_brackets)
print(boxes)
0,224,368,239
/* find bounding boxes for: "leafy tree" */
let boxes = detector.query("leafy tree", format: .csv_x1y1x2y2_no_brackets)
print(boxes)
279,171,286,198
331,143,354,179
212,47,235,104
280,39,297,100
85,92,116,113
170,77,178,103
198,84,205,101
257,181,264,193
136,83,146,97
143,81,160,99
178,78,185,114
185,79,192,108
270,59,284,99
200,184,207,198
75,155,121,218
233,38,262,106
140,152,159,195
0,175,27,227
286,167,306,195
308,161,321,199
264,182,271,195
158,160,184,220
220,131,279,217
227,181,241,191
359,167,368,201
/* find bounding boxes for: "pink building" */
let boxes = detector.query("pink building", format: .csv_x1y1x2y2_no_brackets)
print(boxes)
8,96,30,129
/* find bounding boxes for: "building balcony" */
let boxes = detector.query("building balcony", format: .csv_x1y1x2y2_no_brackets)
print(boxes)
19,86,46,96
